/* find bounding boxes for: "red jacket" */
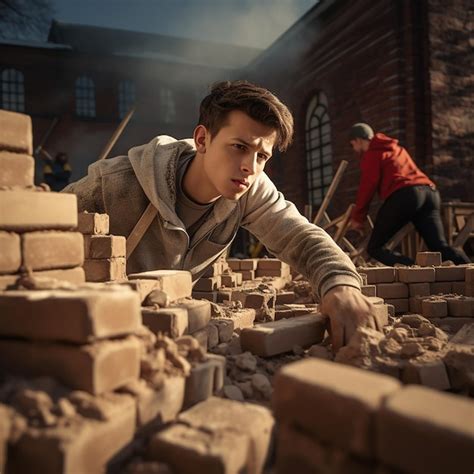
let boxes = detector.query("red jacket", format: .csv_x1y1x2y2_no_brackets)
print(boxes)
351,133,434,224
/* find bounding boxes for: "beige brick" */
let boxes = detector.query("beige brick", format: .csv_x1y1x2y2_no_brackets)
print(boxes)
384,298,409,314
361,285,377,297
240,258,258,270
0,231,20,274
0,336,140,394
142,307,188,338
402,360,450,390
7,392,136,474
398,267,435,283
0,273,18,290
422,298,448,318
408,282,431,297
0,151,34,187
256,266,290,278
191,290,218,302
274,358,401,458
83,234,126,258
149,397,274,474
193,276,221,291
450,323,474,345
130,271,192,302
415,251,442,267
373,304,389,328
276,291,296,304
357,266,396,284
84,257,126,282
190,327,208,351
0,289,141,343
377,386,474,474
221,273,239,287
223,308,256,330
430,317,473,334
409,296,425,314
430,281,452,294
465,267,474,297
240,314,327,357
446,296,474,317
0,109,32,154
240,269,255,280
77,212,109,235
434,265,466,282
452,281,465,295
0,190,77,231
177,298,211,334
22,231,84,270
232,290,275,310
32,266,85,284
226,258,240,271
201,261,222,277
376,283,408,299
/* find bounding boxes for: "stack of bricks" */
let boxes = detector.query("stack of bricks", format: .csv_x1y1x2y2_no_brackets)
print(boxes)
0,109,85,290
273,358,474,474
229,257,292,288
358,252,472,315
80,212,127,282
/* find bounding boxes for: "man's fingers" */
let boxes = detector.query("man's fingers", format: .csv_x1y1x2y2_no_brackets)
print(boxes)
344,317,358,346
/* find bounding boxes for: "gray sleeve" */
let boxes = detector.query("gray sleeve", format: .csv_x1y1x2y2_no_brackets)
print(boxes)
241,173,361,299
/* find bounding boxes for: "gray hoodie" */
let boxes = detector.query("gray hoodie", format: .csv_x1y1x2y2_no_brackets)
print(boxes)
63,135,361,299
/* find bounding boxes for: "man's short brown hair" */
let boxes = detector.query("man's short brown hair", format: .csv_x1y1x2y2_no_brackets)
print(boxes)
198,80,294,152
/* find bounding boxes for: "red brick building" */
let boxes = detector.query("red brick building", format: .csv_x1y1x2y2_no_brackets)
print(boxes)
243,0,473,219
0,20,259,183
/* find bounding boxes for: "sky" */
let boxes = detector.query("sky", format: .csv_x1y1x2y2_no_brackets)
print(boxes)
49,0,319,49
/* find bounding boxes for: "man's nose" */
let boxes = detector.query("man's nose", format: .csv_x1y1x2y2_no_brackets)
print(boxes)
241,153,257,175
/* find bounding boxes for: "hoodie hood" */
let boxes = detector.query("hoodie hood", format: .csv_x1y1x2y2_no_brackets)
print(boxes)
369,133,399,153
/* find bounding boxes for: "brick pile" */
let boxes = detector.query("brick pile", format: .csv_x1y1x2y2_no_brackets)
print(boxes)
273,358,474,474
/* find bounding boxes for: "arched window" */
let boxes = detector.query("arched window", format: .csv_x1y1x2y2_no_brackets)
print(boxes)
1,69,25,112
118,80,135,119
305,91,333,206
75,76,96,118
160,87,176,124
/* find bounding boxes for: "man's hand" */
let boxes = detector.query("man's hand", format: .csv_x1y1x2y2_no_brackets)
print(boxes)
348,219,365,235
320,285,380,353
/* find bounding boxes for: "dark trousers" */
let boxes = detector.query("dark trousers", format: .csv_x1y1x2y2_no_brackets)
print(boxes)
367,185,470,266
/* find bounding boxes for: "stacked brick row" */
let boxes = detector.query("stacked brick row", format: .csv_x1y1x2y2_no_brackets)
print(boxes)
273,358,474,474
0,110,85,290
358,252,472,315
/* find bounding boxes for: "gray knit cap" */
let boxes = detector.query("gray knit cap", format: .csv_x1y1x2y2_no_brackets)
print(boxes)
349,123,374,140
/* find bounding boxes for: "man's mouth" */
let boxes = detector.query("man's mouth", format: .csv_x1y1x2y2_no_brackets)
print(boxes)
232,178,249,188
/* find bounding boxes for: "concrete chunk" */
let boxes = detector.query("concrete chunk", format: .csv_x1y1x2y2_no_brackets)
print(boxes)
0,289,141,343
128,270,192,302
377,386,474,474
0,109,32,154
0,231,20,274
0,151,34,187
273,358,401,458
240,314,327,357
0,190,77,231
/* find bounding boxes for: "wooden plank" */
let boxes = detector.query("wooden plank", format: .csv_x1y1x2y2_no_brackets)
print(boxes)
126,203,158,258
334,204,354,244
453,213,474,248
98,107,135,161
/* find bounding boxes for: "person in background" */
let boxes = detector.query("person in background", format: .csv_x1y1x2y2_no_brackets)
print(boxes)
43,151,72,192
348,123,470,265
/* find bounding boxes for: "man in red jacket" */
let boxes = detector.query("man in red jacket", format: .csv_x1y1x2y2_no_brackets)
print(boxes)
349,123,469,265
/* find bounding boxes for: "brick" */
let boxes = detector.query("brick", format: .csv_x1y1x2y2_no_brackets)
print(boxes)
240,270,255,280
398,267,435,283
377,386,474,474
222,308,256,330
0,151,34,187
77,212,109,235
226,258,240,271
83,234,126,258
434,265,466,281
0,231,20,274
31,267,86,285
466,267,474,297
273,358,401,458
256,267,290,278
274,304,314,320
129,270,193,302
142,307,188,338
402,360,450,390
0,289,141,343
201,261,222,277
210,318,234,343
361,285,377,297
119,376,185,428
408,282,430,297
193,276,221,292
430,317,473,334
0,190,77,231
221,273,239,287
0,336,140,394
0,109,32,154
149,397,274,474
415,252,442,266
240,258,258,270
384,298,409,314
373,304,389,328
376,283,408,299
177,298,211,333
452,281,465,294
0,273,18,290
357,267,396,284
216,289,233,303
450,323,474,345
257,258,285,270
83,257,126,282
22,231,84,270
276,291,296,304
183,355,226,409
276,423,373,474
240,314,327,357
7,393,136,474
430,281,452,294
446,296,474,317
232,290,275,310
422,298,448,318
409,296,425,313
191,290,217,302
190,327,208,351
207,323,219,348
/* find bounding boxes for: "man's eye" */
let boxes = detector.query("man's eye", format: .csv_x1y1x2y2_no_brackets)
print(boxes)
233,144,245,151
258,153,269,161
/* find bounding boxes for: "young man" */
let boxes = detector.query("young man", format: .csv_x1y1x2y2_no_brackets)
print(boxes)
64,81,378,350
349,122,470,265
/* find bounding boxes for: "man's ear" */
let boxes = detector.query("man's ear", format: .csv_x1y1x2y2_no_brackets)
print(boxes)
193,125,208,153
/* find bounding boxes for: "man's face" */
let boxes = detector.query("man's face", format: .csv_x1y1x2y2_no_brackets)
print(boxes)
196,110,277,201
350,138,365,155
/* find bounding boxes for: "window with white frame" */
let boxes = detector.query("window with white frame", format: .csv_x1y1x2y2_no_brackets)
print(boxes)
1,69,25,112
118,80,135,119
160,87,176,123
305,91,333,206
75,75,96,118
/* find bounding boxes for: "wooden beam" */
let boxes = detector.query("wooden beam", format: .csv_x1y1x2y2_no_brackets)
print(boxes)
98,107,135,161
126,202,158,258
